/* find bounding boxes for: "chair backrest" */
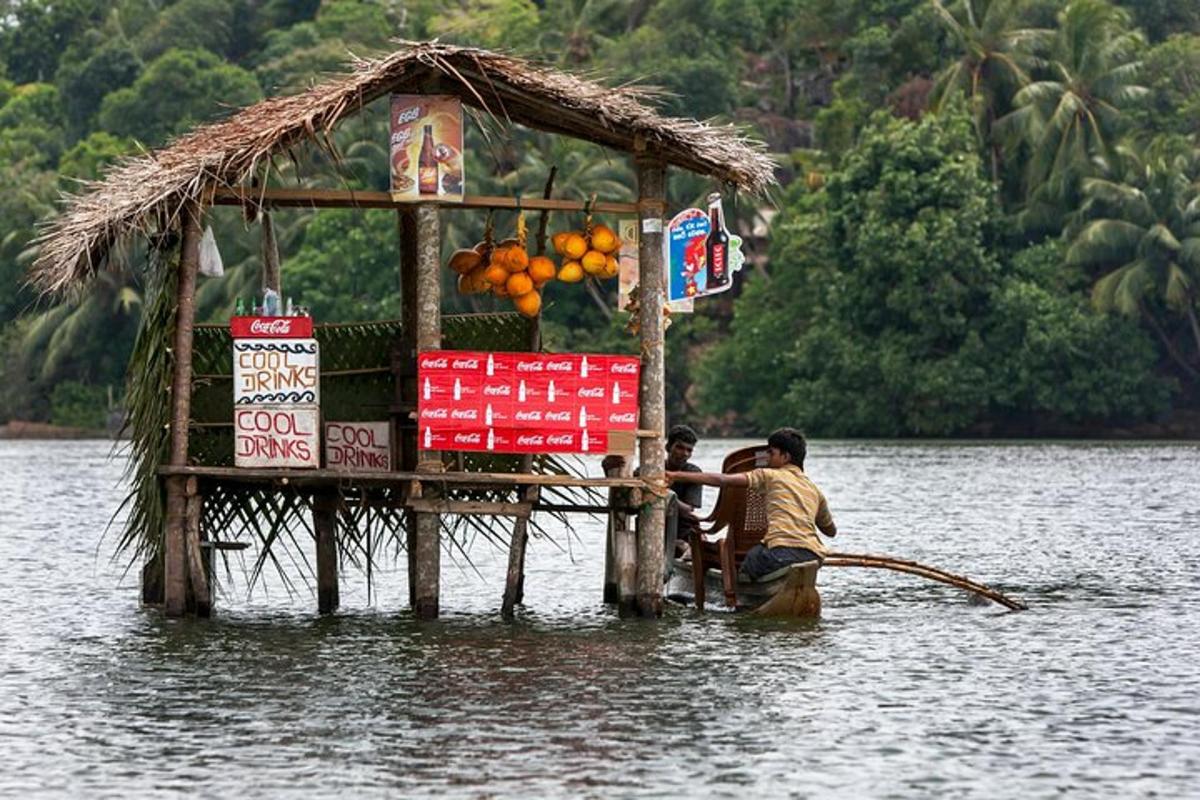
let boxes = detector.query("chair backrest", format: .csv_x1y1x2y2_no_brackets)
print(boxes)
704,445,771,560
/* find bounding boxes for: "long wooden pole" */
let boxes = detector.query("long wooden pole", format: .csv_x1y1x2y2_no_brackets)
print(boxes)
823,552,1028,611
634,155,667,619
314,491,339,614
163,200,203,617
397,209,419,608
413,203,442,620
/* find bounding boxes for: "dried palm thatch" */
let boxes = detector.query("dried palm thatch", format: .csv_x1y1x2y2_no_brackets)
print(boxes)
31,40,777,295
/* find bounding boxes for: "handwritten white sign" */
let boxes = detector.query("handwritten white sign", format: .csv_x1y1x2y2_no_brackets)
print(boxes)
325,422,391,472
234,406,320,468
233,338,319,406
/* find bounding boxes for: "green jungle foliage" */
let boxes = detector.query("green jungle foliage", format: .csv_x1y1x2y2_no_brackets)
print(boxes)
0,0,1198,436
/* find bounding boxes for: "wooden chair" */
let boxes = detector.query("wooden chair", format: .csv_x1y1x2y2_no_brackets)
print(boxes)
689,445,771,608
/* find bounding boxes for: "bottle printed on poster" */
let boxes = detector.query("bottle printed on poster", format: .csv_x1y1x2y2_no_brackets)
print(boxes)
487,428,495,451
518,380,527,402
579,406,588,428
453,377,461,401
424,427,432,449
424,377,431,400
706,193,730,291
581,356,590,378
487,353,495,376
418,125,438,195
485,403,494,426
548,380,556,403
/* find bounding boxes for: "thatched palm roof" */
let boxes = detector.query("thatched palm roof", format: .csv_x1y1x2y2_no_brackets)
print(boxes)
31,41,777,294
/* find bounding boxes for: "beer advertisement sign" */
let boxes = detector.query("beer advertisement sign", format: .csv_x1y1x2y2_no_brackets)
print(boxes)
326,422,391,472
417,351,639,455
390,94,464,203
666,197,743,302
234,406,320,468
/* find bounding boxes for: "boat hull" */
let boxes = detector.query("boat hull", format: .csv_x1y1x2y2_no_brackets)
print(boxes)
667,559,821,617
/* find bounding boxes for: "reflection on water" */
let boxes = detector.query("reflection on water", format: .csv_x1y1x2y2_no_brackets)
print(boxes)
1,439,1198,797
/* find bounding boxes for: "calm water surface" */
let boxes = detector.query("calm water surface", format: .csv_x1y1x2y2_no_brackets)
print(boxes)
1,439,1197,798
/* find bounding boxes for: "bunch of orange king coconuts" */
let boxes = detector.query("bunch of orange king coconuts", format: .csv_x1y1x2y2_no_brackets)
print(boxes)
450,209,622,318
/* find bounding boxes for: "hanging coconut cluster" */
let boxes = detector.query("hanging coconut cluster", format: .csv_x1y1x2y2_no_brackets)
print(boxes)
550,208,621,283
451,211,554,318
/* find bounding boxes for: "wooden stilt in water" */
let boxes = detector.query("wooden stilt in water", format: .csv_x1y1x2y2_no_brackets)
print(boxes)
634,154,667,619
602,459,627,604
314,492,340,615
754,563,822,618
183,477,211,617
615,525,638,617
413,203,442,620
164,200,203,617
141,555,164,607
396,208,419,610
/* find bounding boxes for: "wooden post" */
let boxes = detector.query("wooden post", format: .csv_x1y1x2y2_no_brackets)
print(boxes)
603,458,632,605
396,209,419,608
183,476,211,617
163,200,203,617
314,492,340,614
634,156,667,618
501,315,541,620
413,203,442,620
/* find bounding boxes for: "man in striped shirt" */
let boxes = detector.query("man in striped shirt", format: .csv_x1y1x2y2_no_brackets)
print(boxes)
665,428,837,580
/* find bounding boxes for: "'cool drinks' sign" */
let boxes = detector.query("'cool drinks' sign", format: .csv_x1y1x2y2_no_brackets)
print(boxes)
325,422,390,472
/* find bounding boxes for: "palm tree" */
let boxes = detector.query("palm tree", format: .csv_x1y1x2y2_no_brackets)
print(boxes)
998,0,1148,228
1066,139,1200,380
929,0,1044,182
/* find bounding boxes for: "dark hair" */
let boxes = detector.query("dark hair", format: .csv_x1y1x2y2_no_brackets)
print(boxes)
667,424,698,447
767,427,807,469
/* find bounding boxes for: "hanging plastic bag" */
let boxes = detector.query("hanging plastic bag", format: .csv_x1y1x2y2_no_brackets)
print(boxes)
198,225,224,278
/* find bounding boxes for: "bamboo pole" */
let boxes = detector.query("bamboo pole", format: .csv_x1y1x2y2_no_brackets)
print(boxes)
634,155,667,619
261,211,281,295
313,492,339,614
823,552,1028,611
413,203,442,620
163,199,202,617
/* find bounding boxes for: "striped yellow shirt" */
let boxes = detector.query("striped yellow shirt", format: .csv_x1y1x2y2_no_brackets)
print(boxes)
744,464,836,556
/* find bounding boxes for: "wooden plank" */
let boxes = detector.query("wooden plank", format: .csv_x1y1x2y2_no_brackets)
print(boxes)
212,186,638,214
408,499,532,518
158,464,647,489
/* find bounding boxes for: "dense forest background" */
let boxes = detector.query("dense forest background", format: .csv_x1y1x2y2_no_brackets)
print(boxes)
1,0,1199,436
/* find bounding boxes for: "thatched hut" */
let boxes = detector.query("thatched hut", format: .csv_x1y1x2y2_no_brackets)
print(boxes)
31,41,776,620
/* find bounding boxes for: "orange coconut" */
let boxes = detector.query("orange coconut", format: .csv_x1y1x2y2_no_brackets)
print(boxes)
581,249,607,275
528,255,556,285
563,232,588,260
558,261,584,283
589,224,620,254
506,271,534,297
513,290,542,318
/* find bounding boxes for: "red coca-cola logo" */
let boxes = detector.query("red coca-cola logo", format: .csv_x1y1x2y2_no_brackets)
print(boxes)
422,408,449,419
517,434,545,446
250,319,294,336
609,412,636,424
422,356,449,369
452,358,479,370
516,360,544,372
450,409,478,420
515,410,543,422
610,361,639,375
545,410,571,422
577,386,604,399
545,359,573,372
483,384,511,396
454,432,481,445
547,434,574,446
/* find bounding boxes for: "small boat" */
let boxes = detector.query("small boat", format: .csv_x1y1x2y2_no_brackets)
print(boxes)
668,556,821,617
666,445,1027,616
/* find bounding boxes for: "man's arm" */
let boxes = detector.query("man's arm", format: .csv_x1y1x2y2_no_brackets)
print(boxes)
665,470,749,488
816,493,837,537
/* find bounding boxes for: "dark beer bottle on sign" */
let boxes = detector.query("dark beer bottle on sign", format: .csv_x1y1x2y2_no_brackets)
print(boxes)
706,193,730,290
418,125,438,195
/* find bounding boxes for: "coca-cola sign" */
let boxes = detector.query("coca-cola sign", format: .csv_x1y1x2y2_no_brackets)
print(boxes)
231,316,313,339
417,350,640,454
